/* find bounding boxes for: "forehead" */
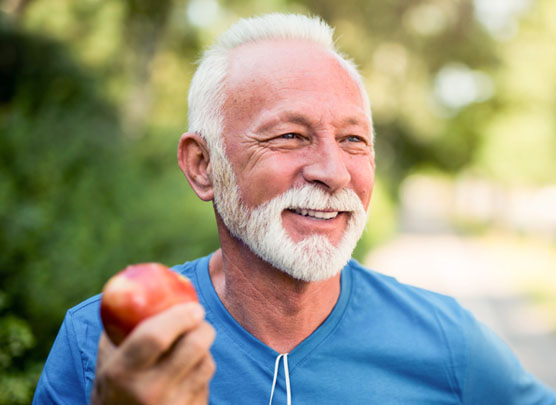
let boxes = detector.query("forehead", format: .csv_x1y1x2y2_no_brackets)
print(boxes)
222,40,369,130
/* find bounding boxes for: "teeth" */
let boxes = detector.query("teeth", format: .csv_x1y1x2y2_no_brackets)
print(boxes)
293,208,339,219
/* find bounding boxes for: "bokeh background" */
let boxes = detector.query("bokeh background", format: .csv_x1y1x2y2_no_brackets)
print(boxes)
1,0,555,402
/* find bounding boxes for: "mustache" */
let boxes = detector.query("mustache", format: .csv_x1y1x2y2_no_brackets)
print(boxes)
255,184,365,214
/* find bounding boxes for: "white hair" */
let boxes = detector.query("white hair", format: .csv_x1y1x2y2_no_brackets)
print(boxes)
187,13,372,160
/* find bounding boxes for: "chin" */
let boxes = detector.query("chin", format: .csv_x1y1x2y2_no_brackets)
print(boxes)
246,223,361,282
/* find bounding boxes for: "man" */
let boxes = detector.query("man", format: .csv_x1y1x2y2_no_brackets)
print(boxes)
34,13,555,404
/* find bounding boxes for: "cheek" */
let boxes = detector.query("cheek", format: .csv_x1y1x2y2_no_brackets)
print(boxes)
350,160,375,210
236,157,301,207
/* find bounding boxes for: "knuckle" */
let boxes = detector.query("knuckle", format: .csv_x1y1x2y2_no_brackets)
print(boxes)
188,356,215,392
135,379,169,405
102,361,126,382
136,387,159,405
187,332,208,353
197,322,216,346
121,330,170,368
202,356,216,379
205,323,216,342
188,322,216,352
137,329,169,354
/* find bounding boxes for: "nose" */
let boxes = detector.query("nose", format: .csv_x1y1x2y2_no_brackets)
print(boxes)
302,138,351,192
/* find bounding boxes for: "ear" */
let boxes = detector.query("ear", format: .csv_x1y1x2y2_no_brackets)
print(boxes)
177,132,214,201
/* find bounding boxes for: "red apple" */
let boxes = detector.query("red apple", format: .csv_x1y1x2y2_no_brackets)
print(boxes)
100,263,198,345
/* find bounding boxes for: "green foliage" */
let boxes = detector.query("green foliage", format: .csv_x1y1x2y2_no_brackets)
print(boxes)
1,26,123,349
0,21,218,404
0,292,40,405
471,0,556,185
0,373,37,405
0,315,34,370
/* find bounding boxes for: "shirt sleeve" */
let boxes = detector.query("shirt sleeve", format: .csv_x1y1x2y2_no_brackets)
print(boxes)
461,313,556,405
33,311,91,405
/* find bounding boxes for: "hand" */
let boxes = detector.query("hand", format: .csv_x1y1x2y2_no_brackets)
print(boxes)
91,302,216,405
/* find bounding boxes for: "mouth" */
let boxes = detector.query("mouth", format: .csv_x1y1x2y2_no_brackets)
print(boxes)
289,208,341,220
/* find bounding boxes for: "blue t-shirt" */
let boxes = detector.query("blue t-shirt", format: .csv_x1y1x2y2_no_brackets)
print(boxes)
33,255,556,404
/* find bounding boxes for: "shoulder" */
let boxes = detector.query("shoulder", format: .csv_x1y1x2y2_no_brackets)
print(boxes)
171,256,204,279
67,293,103,324
344,259,472,372
61,293,104,364
33,294,104,404
345,259,556,404
346,258,467,323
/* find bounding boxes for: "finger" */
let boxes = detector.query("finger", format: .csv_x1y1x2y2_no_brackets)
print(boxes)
125,322,215,404
187,354,216,391
160,321,216,381
190,384,209,405
168,355,215,405
188,385,210,405
118,302,206,369
126,351,215,405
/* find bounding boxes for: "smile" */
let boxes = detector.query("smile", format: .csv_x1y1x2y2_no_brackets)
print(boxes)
291,208,339,220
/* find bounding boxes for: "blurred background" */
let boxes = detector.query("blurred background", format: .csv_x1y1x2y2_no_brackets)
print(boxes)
1,0,555,402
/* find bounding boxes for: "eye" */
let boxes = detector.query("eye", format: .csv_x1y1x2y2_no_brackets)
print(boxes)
265,132,307,149
345,135,367,144
280,133,298,140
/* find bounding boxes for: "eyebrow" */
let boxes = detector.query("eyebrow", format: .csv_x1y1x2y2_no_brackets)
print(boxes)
255,112,310,133
256,111,370,133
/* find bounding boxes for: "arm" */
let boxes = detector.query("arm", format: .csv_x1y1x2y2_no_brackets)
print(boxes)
33,310,92,404
461,313,556,404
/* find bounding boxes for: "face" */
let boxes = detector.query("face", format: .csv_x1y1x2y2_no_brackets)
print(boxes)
211,40,375,281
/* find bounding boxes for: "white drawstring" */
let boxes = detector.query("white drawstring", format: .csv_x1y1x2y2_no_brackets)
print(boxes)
269,353,291,405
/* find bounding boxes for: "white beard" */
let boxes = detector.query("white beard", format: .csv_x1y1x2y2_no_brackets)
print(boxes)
210,152,368,282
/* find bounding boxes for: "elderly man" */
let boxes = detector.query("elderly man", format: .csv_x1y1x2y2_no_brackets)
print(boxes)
34,13,555,405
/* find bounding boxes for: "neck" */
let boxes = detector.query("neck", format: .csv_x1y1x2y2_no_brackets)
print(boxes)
209,243,341,353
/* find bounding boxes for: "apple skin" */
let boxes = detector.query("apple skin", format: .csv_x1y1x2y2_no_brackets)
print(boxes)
100,263,198,346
